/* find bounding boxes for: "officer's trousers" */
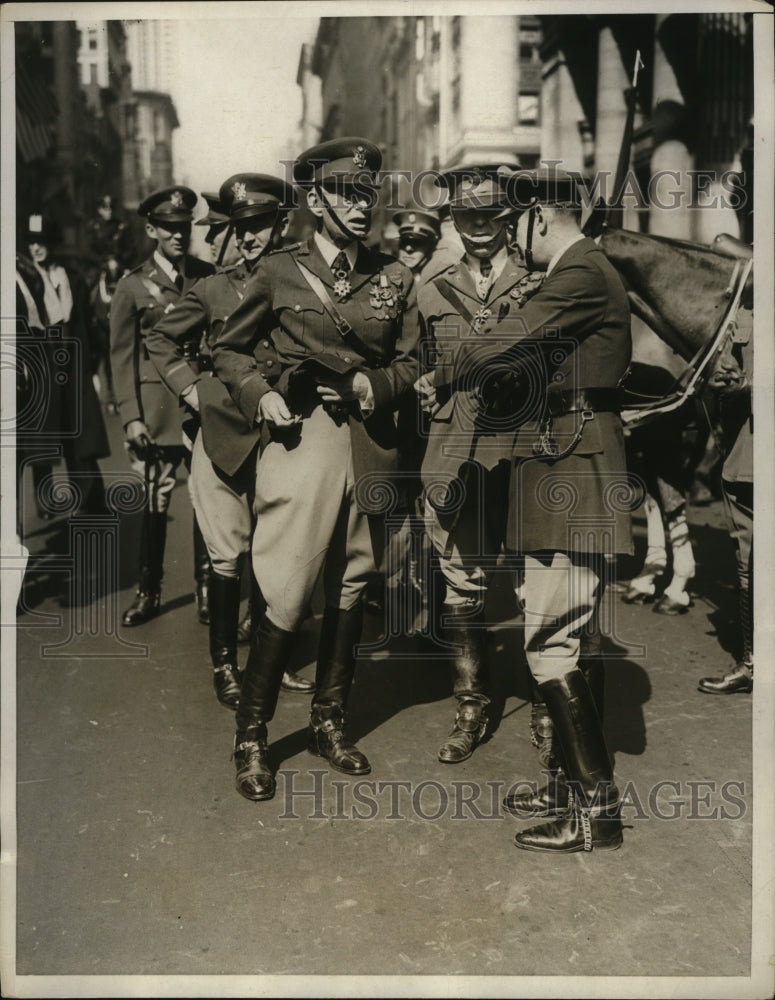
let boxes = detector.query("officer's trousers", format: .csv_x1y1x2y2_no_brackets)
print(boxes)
188,432,253,578
426,460,604,683
251,405,377,632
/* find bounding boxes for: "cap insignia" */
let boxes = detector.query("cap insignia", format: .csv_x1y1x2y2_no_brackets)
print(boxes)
170,190,184,208
408,213,416,223
352,145,367,169
232,181,247,201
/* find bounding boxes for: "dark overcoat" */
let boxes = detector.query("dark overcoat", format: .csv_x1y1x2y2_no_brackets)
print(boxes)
451,237,634,555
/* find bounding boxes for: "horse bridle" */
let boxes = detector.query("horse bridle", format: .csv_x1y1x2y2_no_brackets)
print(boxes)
621,254,754,429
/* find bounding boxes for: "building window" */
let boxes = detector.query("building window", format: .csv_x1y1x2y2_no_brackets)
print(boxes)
518,94,540,126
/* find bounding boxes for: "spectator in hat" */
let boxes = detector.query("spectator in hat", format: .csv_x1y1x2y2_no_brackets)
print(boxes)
109,186,215,628
213,137,420,802
146,173,315,708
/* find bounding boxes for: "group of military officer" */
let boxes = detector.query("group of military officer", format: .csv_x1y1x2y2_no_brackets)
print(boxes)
110,134,633,855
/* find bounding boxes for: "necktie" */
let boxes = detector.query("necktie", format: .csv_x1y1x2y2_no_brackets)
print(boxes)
173,270,184,293
331,251,352,300
476,259,493,300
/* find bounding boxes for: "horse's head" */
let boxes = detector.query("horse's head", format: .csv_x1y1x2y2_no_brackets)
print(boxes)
599,226,752,363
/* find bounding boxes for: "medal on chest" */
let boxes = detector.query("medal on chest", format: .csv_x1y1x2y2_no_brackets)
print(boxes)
369,272,404,320
472,306,491,333
333,269,352,302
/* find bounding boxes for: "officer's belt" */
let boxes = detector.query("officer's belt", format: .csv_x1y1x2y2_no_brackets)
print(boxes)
545,387,621,418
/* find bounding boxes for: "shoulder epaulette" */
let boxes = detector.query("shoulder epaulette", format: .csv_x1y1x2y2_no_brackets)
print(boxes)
273,242,301,254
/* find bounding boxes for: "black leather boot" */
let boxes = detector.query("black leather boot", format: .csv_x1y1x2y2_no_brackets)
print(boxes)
514,671,622,853
698,661,753,694
307,604,370,774
506,646,606,818
504,682,570,817
308,704,371,775
194,518,212,625
438,603,489,763
122,510,166,626
233,613,295,801
209,572,242,709
233,724,274,802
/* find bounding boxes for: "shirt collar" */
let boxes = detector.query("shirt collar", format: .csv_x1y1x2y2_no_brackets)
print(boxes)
463,244,508,280
546,234,585,276
153,250,185,281
314,231,358,271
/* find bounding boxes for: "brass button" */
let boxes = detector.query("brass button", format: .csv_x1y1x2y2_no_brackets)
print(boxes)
262,340,270,348
266,360,274,367
343,355,352,363
294,304,301,312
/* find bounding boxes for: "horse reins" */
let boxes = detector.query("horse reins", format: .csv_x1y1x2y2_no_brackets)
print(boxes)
621,255,753,429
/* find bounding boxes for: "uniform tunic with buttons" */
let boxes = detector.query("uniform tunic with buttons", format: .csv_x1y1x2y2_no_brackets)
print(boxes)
145,258,277,476
213,238,419,631
110,253,214,446
418,251,538,603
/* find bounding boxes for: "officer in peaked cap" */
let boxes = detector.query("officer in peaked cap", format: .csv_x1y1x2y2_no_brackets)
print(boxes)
145,171,312,709
393,208,441,279
493,165,584,271
110,185,215,629
214,137,420,802
412,161,541,767
446,162,632,854
196,192,235,267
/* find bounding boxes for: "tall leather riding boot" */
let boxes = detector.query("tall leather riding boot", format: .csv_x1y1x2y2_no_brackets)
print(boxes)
193,517,212,625
307,603,370,775
505,641,606,818
122,509,167,626
514,670,622,853
208,572,242,709
504,677,568,818
233,612,294,801
438,603,489,763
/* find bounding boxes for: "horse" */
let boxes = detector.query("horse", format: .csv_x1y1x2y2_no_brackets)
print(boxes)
598,226,753,613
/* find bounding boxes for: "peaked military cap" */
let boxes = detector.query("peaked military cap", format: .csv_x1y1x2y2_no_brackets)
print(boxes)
293,137,382,189
219,173,296,221
393,208,441,240
495,166,582,219
195,192,229,227
437,162,521,211
138,186,198,222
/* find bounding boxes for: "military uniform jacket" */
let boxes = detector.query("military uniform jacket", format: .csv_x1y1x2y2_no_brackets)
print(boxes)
451,237,633,555
213,239,420,509
110,253,214,446
144,259,277,476
418,251,535,498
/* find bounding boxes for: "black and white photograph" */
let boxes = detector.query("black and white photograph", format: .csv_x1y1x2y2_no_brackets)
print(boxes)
1,2,773,997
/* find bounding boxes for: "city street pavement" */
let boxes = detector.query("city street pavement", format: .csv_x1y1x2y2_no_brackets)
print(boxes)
10,412,756,987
